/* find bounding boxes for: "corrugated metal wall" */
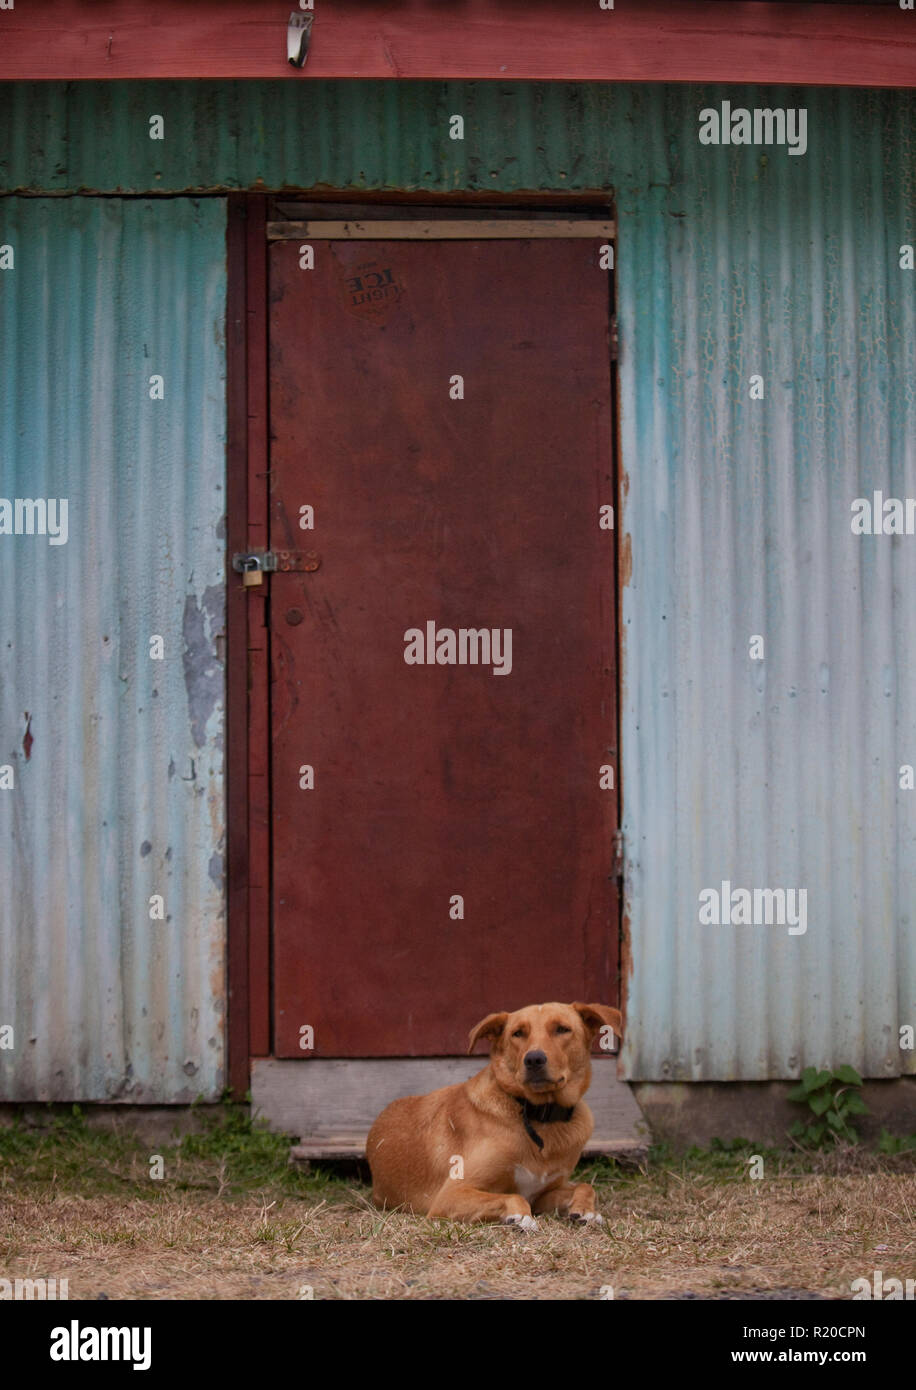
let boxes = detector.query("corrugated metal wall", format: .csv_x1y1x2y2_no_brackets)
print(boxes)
0,81,616,195
0,197,227,1101
618,87,916,1081
2,82,914,1085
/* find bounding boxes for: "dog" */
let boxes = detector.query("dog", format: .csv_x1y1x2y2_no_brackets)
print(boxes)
367,1001,622,1229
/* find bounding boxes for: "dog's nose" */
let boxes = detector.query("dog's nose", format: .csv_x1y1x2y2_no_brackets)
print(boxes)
524,1050,548,1071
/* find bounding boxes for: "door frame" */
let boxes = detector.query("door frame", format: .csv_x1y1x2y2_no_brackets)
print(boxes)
226,190,621,1097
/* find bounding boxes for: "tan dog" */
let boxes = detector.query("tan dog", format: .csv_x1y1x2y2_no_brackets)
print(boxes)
367,1001,622,1229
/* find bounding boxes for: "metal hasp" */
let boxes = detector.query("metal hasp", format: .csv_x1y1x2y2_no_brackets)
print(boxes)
232,549,321,575
287,12,313,68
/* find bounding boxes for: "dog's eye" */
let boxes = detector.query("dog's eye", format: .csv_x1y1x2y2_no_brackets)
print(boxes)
555,1025,572,1034
511,1028,526,1039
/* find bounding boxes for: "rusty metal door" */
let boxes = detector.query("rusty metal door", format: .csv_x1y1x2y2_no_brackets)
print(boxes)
268,232,617,1056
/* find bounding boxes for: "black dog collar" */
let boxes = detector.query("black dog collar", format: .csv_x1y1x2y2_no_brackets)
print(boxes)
516,1098,575,1150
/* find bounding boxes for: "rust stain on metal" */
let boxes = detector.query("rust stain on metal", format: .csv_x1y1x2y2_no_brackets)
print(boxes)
274,550,321,572
22,713,33,761
620,897,634,983
620,532,632,588
616,888,633,1077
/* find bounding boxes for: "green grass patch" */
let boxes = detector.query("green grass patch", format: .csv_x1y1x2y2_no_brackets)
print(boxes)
0,1101,358,1202
1,1101,913,1205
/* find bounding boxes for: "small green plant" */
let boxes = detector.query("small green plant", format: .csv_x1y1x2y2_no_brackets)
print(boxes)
787,1065,868,1147
876,1128,916,1155
709,1136,755,1153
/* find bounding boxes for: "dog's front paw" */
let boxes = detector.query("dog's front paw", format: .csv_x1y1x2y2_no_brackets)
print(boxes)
568,1210,604,1226
503,1213,539,1232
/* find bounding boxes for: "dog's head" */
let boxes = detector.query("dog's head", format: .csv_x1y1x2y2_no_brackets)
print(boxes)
467,1001,623,1107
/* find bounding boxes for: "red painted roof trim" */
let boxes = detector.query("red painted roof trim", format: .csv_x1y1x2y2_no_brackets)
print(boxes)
1,0,915,86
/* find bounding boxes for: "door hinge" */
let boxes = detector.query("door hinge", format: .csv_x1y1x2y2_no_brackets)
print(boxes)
612,829,625,881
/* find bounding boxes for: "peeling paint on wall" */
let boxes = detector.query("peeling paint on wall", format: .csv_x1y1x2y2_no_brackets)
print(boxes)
182,583,224,750
0,197,227,1102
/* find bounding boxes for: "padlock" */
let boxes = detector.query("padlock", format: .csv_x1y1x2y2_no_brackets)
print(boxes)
242,567,263,587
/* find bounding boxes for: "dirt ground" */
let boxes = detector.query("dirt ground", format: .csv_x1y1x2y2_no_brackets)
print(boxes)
1,1113,913,1300
3,1175,915,1301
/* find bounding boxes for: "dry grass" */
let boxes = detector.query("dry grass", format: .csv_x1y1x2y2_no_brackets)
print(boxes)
1,1110,914,1300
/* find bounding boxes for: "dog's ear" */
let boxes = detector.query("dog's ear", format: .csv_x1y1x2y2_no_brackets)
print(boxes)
467,1011,509,1054
571,1003,623,1044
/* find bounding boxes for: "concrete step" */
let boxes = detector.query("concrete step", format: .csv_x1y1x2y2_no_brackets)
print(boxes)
252,1056,650,1163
